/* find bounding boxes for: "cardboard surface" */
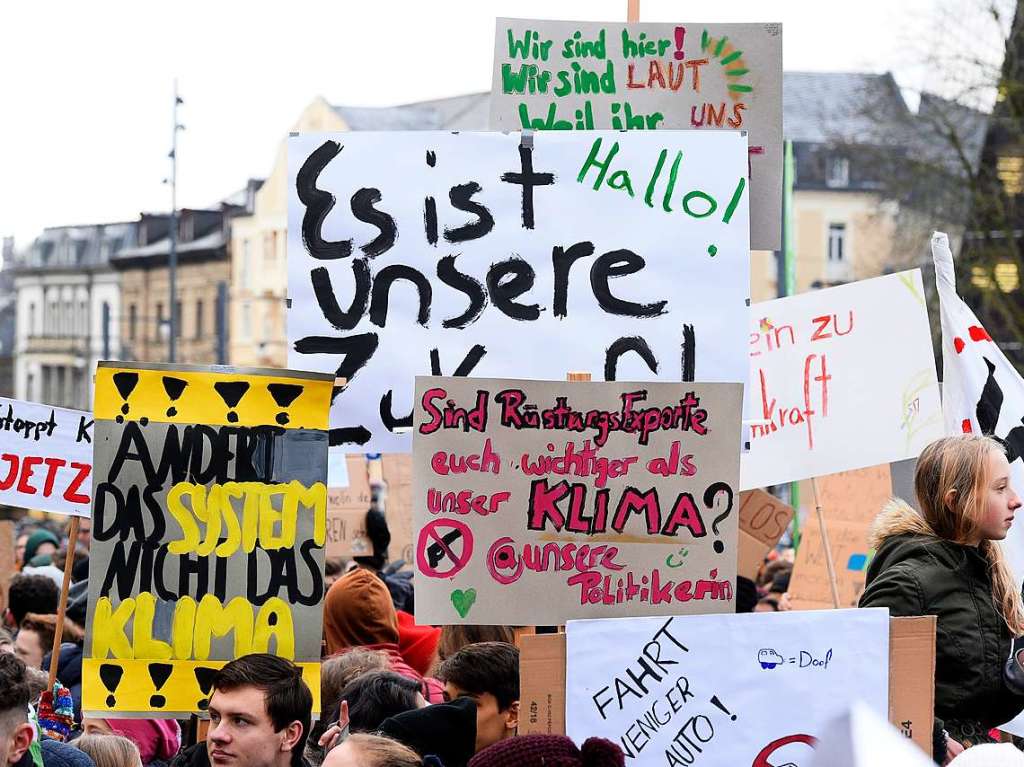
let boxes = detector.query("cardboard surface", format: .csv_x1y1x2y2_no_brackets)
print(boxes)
412,377,743,624
788,464,893,610
520,615,935,759
737,489,794,579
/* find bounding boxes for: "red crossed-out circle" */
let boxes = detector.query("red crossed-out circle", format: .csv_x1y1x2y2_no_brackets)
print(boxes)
416,519,474,579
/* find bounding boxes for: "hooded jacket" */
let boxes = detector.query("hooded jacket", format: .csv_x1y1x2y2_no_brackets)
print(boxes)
859,500,1024,742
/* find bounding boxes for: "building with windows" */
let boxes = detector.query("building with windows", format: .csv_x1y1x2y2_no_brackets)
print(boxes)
12,222,135,408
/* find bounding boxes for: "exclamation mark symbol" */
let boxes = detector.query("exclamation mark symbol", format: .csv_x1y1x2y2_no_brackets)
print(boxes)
268,383,304,426
162,376,188,418
149,662,173,708
710,695,737,721
99,663,124,707
674,26,686,60
214,381,250,424
112,372,139,424
195,667,218,711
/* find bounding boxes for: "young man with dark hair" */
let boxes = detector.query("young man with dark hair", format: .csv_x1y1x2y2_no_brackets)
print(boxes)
3,575,59,630
437,641,520,754
204,654,313,767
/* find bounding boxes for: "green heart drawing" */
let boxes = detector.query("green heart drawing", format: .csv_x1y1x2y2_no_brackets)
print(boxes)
450,588,477,619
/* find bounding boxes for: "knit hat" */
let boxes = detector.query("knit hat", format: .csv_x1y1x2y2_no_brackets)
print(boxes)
468,735,625,767
23,530,60,565
105,717,182,764
379,696,477,767
324,568,399,654
37,681,75,741
949,744,1024,766
396,610,441,676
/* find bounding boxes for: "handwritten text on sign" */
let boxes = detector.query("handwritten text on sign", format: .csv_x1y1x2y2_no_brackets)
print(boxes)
412,377,742,625
566,609,889,766
0,398,93,517
490,19,783,250
82,362,333,717
287,131,750,453
740,270,942,489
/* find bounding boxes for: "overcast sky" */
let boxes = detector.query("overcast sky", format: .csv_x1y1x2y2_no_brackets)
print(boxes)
0,0,1001,247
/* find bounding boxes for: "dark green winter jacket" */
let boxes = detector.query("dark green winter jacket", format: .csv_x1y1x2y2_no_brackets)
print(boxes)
859,500,1024,748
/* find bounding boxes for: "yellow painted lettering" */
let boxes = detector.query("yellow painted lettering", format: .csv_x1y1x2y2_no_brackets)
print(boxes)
172,597,197,659
90,597,135,659
259,486,288,549
196,484,222,556
167,482,201,554
132,592,173,660
253,598,295,659
194,595,254,660
216,482,244,557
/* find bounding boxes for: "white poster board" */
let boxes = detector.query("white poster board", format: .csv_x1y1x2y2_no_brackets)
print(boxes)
490,19,783,250
288,131,750,454
566,608,889,766
740,270,942,489
0,398,93,517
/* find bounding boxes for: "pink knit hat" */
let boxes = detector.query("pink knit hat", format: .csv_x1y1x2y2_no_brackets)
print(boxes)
105,718,181,764
468,734,624,767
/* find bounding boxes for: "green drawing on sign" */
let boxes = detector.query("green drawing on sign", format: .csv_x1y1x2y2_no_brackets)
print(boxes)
702,30,754,98
451,588,477,618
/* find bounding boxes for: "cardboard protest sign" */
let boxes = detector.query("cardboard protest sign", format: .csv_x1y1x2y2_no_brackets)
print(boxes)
327,453,414,566
0,398,93,516
82,362,333,717
490,19,783,250
737,489,794,580
787,464,893,610
564,609,889,765
741,271,942,490
520,615,933,758
412,376,742,625
288,130,751,453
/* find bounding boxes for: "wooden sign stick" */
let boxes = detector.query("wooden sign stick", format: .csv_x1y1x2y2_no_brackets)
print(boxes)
627,0,640,22
48,516,79,689
810,477,842,609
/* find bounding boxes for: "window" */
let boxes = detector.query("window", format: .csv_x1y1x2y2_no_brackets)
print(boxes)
63,301,72,336
28,303,35,336
826,156,849,188
56,367,66,406
828,223,846,262
80,300,88,336
129,304,137,341
998,155,1024,196
26,373,34,401
41,366,51,404
195,299,204,339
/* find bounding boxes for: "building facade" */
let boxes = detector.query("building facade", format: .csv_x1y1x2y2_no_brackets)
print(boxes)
13,222,135,409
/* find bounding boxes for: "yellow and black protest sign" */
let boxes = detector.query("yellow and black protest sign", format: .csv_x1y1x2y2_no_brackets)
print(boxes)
83,362,333,717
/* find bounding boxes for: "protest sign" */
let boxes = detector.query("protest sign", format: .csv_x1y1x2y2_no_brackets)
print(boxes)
412,376,742,625
288,130,751,453
809,702,934,767
490,19,783,250
0,397,93,516
740,270,943,490
327,453,414,566
82,362,333,717
564,608,889,765
0,521,13,615
737,489,794,580
521,615,933,757
787,464,893,610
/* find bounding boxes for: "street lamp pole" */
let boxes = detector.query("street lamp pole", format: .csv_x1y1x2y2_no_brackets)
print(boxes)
168,81,184,363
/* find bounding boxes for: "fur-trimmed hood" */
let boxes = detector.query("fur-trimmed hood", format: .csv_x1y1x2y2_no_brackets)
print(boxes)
867,498,935,549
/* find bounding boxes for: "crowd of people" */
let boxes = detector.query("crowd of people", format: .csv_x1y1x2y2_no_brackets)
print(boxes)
4,435,1024,766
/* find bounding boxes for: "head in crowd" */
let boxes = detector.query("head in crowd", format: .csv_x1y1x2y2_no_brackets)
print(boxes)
735,576,758,613
22,529,60,567
323,569,398,654
81,718,181,766
321,733,420,767
16,613,58,670
769,569,791,595
69,516,92,553
73,735,142,767
755,597,780,612
435,625,516,669
207,654,312,767
14,531,31,569
324,558,344,590
379,696,477,767
353,509,391,573
910,435,1024,632
437,642,520,754
0,629,12,654
4,574,59,629
396,612,440,677
320,649,389,715
0,653,34,766
336,671,425,734
757,559,792,591
468,734,625,767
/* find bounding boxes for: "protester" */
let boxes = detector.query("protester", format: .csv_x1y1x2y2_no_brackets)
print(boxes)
73,735,143,767
14,530,31,570
379,697,477,767
323,569,444,702
468,735,625,767
321,734,421,767
860,435,1024,762
396,611,440,677
15,614,59,670
323,559,344,591
22,529,60,567
4,574,59,629
81,720,181,767
307,651,390,763
735,576,758,613
0,629,13,654
338,671,424,732
434,626,516,670
352,509,413,613
436,642,519,754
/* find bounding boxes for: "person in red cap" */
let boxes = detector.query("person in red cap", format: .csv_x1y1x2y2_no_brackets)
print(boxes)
468,734,624,767
396,611,440,677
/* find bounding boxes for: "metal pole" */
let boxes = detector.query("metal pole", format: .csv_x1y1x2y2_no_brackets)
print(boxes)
169,80,182,363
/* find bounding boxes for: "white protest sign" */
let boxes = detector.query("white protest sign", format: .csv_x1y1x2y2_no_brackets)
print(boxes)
740,270,943,490
288,130,750,453
0,398,93,517
490,19,783,250
566,608,889,766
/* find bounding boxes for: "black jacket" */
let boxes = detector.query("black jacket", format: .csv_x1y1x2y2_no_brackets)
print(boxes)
859,501,1024,744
